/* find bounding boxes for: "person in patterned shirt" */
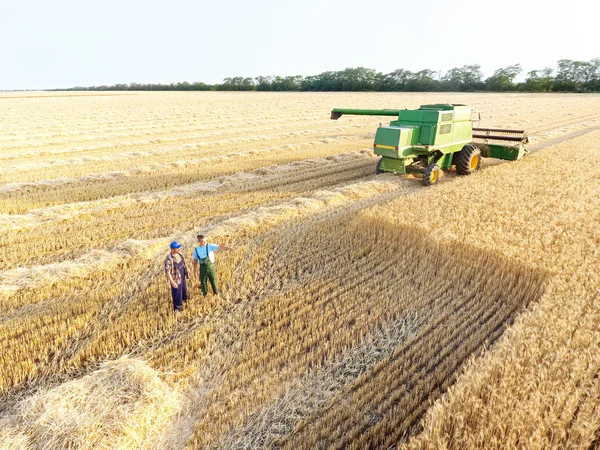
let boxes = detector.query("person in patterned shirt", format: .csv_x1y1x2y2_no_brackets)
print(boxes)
164,241,189,312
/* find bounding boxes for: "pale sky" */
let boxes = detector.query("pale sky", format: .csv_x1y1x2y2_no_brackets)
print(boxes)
0,0,598,90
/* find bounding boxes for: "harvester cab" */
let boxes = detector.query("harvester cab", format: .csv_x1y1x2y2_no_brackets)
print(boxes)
330,104,529,186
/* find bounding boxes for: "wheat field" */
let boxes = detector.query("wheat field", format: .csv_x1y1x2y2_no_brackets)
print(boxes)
1,91,600,449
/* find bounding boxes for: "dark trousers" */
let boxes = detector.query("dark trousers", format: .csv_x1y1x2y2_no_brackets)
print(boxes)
199,262,218,296
171,278,188,311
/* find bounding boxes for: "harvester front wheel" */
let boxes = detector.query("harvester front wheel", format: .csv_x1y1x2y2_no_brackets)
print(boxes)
455,144,481,175
423,164,441,186
375,158,383,174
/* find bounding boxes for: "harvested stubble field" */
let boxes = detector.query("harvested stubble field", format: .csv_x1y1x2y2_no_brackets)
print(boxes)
1,91,600,450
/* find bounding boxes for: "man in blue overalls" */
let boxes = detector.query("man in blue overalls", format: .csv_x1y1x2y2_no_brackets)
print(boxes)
192,234,235,296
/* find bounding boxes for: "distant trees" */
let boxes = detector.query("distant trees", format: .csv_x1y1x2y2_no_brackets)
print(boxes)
553,58,600,91
295,68,380,91
485,64,522,91
523,68,554,92
404,70,438,92
254,59,598,92
378,69,412,91
217,77,255,91
63,57,600,93
255,76,303,91
65,81,211,91
441,65,484,91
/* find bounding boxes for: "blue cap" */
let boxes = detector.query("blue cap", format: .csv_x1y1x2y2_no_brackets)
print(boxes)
170,241,182,249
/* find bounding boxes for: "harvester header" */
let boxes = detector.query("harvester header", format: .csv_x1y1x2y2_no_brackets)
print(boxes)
330,103,528,185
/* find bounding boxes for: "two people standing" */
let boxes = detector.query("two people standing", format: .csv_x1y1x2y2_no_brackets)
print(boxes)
164,235,235,312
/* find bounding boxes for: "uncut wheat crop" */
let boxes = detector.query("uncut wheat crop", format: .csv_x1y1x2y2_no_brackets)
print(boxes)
1,91,600,450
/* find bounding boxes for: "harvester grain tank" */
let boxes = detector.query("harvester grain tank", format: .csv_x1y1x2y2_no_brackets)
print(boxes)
330,104,529,185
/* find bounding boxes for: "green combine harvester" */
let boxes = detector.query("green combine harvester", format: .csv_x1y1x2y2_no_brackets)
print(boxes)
331,104,529,185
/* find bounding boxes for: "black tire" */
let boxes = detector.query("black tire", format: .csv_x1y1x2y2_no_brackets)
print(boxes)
455,144,481,175
422,164,441,186
375,157,383,174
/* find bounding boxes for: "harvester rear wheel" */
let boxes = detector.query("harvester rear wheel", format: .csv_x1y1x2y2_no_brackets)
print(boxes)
423,164,441,186
375,158,383,174
455,144,481,175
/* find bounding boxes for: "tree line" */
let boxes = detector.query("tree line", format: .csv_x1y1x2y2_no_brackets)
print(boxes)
64,59,600,93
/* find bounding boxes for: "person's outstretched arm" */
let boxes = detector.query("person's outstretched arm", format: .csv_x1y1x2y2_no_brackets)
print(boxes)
192,250,199,278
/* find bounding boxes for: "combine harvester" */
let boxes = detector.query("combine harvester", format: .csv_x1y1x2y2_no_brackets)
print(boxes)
331,104,529,185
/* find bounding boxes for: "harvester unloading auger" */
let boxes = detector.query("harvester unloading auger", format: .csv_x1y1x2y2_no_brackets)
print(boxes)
331,104,529,185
